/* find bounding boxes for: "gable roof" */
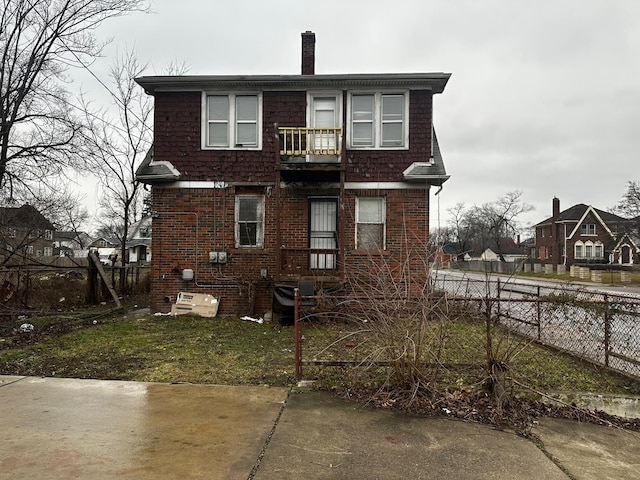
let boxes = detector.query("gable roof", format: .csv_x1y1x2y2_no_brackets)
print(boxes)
0,204,54,229
535,203,627,227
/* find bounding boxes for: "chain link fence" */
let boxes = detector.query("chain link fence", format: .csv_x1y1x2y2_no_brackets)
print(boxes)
292,274,640,392
431,276,640,380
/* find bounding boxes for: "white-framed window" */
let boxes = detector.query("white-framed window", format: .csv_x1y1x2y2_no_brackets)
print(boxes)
575,242,583,259
594,243,603,258
348,92,409,149
581,224,596,235
356,197,386,250
204,93,261,149
44,247,53,256
235,195,265,248
44,230,52,240
585,243,593,258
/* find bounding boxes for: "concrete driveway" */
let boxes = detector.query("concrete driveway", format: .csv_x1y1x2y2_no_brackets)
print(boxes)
2,376,639,479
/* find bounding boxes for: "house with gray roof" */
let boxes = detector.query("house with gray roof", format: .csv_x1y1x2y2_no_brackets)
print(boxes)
135,31,451,316
534,197,637,268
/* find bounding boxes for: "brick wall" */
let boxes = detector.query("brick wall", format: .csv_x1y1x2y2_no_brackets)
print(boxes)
150,184,430,315
152,89,432,185
148,87,435,315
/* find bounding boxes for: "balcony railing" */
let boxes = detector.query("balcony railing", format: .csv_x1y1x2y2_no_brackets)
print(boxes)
280,247,341,279
278,127,342,160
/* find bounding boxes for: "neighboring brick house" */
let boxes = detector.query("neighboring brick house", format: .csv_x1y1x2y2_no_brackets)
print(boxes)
0,204,55,261
135,32,451,316
534,197,637,268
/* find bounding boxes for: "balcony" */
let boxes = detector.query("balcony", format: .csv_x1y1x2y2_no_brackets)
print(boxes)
278,127,343,162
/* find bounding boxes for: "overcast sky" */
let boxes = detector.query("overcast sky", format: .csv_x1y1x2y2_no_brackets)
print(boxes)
75,0,640,236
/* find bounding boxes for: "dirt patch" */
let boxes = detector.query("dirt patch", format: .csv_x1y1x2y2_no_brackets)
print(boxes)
333,384,640,436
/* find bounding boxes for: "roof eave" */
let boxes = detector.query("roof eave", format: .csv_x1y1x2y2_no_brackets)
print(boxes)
135,72,452,95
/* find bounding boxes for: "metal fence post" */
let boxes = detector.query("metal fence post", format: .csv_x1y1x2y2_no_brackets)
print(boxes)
604,294,610,367
294,287,302,380
496,278,501,321
537,286,541,340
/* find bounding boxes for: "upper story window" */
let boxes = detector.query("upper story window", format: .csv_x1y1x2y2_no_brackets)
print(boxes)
581,224,596,235
44,230,52,240
204,93,261,149
348,92,408,149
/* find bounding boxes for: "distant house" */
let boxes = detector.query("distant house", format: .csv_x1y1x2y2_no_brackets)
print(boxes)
126,215,152,264
465,237,528,263
534,197,637,267
88,236,119,265
55,231,92,257
432,242,463,267
0,204,55,261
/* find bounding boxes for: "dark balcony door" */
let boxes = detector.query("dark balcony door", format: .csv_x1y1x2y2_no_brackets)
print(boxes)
309,199,337,270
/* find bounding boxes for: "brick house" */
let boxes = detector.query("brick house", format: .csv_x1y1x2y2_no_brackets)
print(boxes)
135,32,451,316
534,197,637,268
0,204,55,262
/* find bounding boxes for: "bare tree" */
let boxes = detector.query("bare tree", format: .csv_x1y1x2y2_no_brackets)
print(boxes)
448,192,533,262
446,202,476,257
0,0,149,201
616,180,640,235
81,49,152,280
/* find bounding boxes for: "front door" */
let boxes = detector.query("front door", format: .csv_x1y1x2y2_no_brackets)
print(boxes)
309,199,337,270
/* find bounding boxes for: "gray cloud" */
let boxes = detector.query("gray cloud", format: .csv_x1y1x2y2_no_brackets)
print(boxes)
74,0,640,233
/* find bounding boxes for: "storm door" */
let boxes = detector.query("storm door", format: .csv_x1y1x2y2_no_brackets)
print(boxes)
309,199,338,269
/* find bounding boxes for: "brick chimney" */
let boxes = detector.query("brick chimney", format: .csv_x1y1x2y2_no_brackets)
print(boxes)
301,31,315,75
552,197,560,218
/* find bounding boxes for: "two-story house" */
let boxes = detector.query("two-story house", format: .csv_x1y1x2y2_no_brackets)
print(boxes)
534,197,637,268
0,204,55,262
135,32,451,316
126,215,152,264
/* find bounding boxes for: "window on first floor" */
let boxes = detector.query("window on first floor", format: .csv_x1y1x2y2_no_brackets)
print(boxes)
235,195,265,248
575,240,604,259
595,244,603,258
585,244,593,258
355,197,386,250
205,93,260,149
44,246,53,256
